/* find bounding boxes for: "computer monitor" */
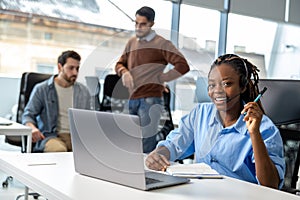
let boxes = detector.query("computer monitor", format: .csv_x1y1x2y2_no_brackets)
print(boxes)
258,79,300,126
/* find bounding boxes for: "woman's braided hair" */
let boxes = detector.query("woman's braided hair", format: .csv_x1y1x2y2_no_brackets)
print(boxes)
209,54,264,113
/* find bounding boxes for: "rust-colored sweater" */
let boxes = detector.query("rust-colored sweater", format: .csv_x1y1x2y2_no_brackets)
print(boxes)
115,34,190,99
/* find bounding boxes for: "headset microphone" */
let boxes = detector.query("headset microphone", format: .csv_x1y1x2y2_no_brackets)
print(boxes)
226,93,241,102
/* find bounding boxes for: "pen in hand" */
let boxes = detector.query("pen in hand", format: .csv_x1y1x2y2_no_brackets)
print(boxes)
253,87,267,103
162,165,168,172
243,87,267,115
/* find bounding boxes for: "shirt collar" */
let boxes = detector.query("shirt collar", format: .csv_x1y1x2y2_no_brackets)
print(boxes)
234,115,248,135
47,75,57,88
137,30,156,42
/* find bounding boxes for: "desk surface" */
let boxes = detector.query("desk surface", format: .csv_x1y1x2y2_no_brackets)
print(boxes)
0,117,32,152
0,152,298,200
0,117,31,134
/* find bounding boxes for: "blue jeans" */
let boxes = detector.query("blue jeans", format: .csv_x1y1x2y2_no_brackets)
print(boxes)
124,97,163,153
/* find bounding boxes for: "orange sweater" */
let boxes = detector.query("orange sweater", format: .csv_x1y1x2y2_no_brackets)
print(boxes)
115,34,190,99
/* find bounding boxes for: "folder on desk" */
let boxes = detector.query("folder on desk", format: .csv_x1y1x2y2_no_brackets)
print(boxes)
166,163,223,179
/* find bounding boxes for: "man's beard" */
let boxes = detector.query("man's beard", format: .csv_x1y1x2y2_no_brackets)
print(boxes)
64,75,77,84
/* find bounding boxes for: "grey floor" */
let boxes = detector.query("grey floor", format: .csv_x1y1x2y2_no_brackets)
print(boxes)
0,135,46,200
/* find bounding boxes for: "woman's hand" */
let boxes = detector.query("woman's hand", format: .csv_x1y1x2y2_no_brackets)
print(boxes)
145,147,170,171
241,102,263,135
242,102,280,188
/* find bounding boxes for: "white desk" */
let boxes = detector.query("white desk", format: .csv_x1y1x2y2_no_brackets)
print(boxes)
0,152,298,200
0,117,32,153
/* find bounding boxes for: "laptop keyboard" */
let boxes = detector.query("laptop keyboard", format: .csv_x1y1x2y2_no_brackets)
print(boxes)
146,177,162,185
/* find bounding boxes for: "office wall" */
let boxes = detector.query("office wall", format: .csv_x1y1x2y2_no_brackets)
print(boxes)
0,76,20,118
289,0,300,25
230,0,286,22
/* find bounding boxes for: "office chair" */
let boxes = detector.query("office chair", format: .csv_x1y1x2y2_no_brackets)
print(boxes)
279,126,300,194
5,72,52,152
85,76,101,111
99,74,174,143
258,79,300,194
156,85,174,142
194,76,211,103
175,76,211,163
3,72,51,200
100,74,129,112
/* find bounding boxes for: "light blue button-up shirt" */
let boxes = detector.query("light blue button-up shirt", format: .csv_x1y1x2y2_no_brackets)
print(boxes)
158,103,285,188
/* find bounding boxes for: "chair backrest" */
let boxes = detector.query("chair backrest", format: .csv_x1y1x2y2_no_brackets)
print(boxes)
279,127,300,193
6,72,52,150
16,72,52,123
156,85,174,142
85,76,101,111
100,74,129,112
258,79,300,193
194,76,211,103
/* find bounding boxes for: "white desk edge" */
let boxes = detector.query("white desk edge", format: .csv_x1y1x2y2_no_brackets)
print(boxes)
0,117,32,153
0,152,298,200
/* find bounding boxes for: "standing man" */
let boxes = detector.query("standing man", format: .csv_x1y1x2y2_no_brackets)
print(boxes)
115,6,190,153
22,50,91,152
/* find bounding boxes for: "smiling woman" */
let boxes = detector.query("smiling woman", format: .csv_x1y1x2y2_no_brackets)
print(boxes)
146,53,285,190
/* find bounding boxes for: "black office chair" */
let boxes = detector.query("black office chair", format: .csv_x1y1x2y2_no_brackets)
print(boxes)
99,74,174,143
85,76,101,111
258,79,300,194
155,85,174,142
100,74,129,113
279,125,300,194
5,72,52,152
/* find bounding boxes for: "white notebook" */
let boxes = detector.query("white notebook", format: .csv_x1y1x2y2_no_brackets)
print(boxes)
166,163,223,179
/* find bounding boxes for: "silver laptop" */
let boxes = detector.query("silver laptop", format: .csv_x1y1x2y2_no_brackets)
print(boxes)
68,108,189,190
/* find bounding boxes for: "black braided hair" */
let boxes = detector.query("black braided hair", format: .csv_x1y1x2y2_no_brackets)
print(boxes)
209,54,264,113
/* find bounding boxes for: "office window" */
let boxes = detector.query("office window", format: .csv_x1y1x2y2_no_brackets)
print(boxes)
267,23,300,79
176,4,220,112
226,13,300,80
37,64,55,74
94,0,172,31
227,14,277,79
179,5,220,54
44,32,53,40
229,14,300,79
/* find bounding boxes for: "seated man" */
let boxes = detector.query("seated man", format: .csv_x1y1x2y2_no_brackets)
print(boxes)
22,50,91,152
